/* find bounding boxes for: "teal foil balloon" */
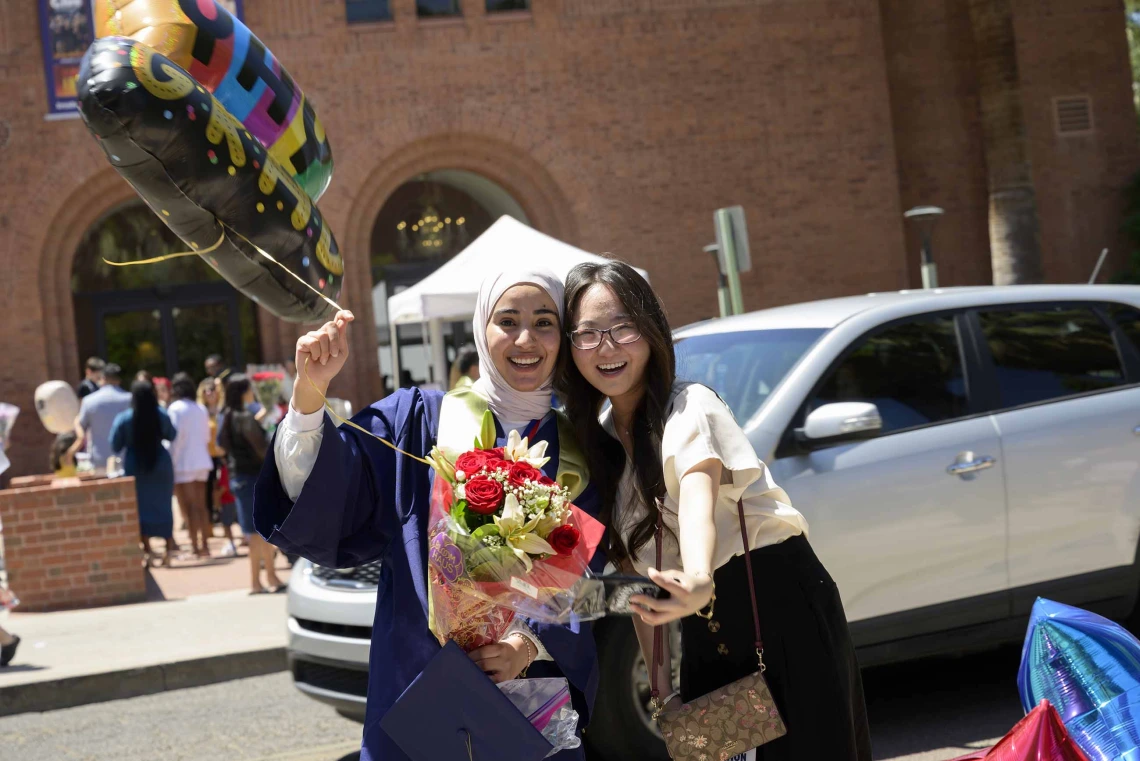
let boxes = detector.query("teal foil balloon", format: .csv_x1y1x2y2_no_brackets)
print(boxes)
1018,598,1140,761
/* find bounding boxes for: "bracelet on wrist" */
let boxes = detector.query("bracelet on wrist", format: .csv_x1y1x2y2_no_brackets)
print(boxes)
694,580,717,620
506,632,537,667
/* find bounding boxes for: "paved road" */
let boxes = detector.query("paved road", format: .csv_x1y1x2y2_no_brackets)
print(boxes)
0,647,1027,761
863,645,1023,760
0,672,360,761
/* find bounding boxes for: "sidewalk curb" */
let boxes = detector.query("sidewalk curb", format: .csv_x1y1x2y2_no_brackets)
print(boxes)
0,647,287,717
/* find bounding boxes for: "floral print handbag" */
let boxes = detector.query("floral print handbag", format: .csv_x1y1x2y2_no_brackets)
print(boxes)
650,499,787,760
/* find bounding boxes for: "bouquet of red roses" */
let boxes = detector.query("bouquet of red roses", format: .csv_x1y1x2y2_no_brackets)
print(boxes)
426,414,605,651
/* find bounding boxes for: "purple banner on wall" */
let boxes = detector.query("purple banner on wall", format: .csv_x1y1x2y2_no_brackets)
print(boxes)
38,0,245,118
38,0,96,117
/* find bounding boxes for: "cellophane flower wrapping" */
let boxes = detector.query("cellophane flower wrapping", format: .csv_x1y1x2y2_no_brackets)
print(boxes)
498,677,582,757
247,366,286,428
426,430,606,652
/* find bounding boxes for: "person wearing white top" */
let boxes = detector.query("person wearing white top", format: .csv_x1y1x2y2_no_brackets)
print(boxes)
167,374,216,558
558,261,871,761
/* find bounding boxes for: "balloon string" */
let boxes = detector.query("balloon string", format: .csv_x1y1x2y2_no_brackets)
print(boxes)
225,226,344,314
99,226,430,465
101,231,225,266
301,356,433,467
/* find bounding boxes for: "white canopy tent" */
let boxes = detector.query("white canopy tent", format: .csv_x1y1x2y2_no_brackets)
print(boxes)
385,216,648,386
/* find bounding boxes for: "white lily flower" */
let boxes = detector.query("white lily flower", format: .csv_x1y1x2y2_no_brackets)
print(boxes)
493,493,555,571
503,429,551,468
534,513,562,538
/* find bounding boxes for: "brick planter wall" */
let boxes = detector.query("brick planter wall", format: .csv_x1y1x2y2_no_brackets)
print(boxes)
0,476,146,612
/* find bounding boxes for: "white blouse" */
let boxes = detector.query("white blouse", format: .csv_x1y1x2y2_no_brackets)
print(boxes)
603,382,808,576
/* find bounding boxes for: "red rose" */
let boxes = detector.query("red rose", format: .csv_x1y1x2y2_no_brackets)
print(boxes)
506,461,544,488
538,474,556,487
486,448,509,471
547,524,580,555
464,476,505,515
455,450,494,476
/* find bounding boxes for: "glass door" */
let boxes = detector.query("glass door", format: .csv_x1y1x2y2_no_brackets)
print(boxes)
171,302,235,378
102,309,167,379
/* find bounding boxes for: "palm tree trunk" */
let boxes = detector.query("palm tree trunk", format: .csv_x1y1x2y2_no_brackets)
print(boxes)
968,0,1043,284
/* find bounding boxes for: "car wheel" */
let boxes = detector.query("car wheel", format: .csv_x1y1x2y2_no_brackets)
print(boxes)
585,619,673,761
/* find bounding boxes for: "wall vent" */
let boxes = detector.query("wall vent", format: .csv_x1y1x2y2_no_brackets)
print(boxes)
1054,95,1094,136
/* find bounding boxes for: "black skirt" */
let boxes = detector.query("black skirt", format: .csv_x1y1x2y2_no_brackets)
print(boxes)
679,534,872,761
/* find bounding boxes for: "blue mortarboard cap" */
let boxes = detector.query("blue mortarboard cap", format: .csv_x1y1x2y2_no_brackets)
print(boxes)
380,641,552,761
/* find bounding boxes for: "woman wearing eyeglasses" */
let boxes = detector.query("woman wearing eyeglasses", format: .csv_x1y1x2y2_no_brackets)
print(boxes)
557,261,871,761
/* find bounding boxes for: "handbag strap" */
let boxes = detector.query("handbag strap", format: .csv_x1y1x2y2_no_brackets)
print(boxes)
650,497,764,701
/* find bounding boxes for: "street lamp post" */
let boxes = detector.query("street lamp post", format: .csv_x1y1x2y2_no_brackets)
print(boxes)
903,206,945,289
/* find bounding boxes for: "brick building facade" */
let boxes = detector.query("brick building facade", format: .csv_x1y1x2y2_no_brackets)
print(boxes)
0,0,1136,478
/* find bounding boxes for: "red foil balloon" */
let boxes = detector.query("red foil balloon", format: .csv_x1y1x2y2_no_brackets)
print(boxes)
949,701,1090,761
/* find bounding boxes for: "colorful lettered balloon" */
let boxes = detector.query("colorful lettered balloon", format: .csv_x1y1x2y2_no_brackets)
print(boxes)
95,0,333,201
78,37,342,323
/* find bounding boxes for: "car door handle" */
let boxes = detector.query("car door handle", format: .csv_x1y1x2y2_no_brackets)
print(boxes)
947,456,996,476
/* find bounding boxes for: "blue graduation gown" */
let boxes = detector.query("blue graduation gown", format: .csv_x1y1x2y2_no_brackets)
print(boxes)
254,388,603,761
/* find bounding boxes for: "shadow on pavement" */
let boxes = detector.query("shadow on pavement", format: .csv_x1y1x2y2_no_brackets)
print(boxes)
864,644,1024,759
0,664,47,675
144,569,166,602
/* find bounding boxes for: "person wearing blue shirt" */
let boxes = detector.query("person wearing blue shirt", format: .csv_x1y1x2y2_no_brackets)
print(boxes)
73,363,131,470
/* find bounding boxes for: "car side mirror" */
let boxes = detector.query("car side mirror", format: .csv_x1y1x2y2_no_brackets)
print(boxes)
795,402,882,449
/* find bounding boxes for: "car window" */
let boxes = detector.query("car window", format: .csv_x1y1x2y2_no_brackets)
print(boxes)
1107,303,1140,356
978,306,1124,408
675,328,825,424
809,315,968,434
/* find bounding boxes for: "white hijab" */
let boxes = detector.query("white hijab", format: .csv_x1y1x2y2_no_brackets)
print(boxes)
471,267,565,434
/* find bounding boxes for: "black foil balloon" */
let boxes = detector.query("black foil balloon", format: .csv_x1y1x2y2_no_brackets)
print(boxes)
77,37,342,323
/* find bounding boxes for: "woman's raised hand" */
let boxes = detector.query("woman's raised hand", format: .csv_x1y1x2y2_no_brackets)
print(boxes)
629,568,714,626
292,310,354,414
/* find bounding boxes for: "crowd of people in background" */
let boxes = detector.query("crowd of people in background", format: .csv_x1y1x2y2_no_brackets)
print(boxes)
58,344,483,591
63,354,299,594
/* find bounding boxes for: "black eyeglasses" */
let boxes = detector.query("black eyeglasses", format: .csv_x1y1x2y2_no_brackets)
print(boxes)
568,323,643,350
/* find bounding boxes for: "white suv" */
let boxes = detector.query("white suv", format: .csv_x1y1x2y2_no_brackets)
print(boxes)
287,285,1140,761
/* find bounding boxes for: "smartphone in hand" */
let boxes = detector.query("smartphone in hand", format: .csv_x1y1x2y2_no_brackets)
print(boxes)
602,574,670,616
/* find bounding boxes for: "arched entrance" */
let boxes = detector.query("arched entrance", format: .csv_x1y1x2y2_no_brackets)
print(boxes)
71,202,262,381
330,133,579,405
369,170,528,391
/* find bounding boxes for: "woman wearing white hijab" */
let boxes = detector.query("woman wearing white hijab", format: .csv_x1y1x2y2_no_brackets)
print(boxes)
254,268,602,761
